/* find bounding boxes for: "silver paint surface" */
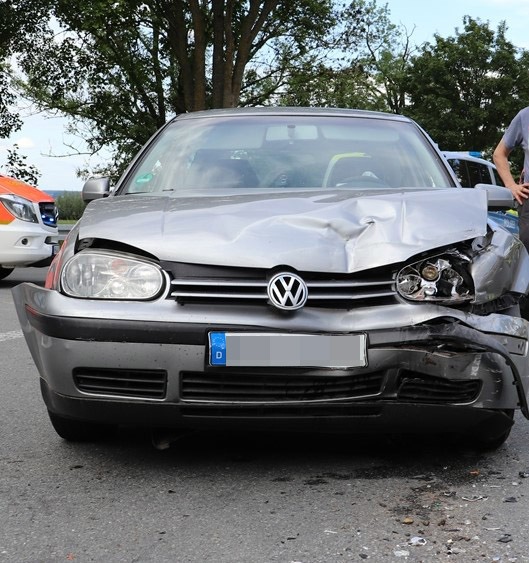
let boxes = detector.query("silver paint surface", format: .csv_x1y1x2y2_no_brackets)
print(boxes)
79,187,488,273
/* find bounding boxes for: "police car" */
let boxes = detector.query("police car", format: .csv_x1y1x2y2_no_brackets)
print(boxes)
443,151,518,235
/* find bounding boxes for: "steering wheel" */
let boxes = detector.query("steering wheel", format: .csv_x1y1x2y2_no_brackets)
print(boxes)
334,175,390,188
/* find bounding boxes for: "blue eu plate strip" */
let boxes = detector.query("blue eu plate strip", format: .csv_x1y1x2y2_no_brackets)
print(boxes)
209,332,227,366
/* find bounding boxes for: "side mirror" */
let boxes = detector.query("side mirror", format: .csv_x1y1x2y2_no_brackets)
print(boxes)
474,183,516,211
82,177,111,203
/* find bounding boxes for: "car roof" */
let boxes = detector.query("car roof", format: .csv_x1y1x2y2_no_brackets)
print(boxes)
442,151,496,167
172,106,414,123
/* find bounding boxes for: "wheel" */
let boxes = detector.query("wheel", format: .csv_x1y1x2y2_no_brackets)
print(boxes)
0,267,14,280
48,410,116,442
266,169,313,188
520,295,529,320
468,409,514,451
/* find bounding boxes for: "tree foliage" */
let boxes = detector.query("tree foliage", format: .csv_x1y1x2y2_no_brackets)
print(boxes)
278,0,396,110
0,0,52,138
16,0,370,170
55,191,86,220
4,2,529,179
0,65,21,139
404,17,529,155
4,144,41,186
359,5,419,115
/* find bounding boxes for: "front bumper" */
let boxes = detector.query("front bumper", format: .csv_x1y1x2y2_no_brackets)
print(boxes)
0,220,58,267
12,282,529,431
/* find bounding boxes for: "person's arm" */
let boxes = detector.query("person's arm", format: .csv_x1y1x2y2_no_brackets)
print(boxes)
493,139,529,205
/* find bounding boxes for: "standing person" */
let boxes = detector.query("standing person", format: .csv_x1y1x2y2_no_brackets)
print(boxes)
493,107,529,251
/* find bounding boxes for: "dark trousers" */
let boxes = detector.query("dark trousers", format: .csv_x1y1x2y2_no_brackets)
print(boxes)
517,202,529,318
520,200,529,252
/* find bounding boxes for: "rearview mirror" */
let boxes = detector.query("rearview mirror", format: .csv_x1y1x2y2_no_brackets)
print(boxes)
474,183,516,211
82,177,111,203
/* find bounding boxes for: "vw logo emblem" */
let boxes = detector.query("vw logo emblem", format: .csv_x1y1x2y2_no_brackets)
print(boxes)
267,272,308,310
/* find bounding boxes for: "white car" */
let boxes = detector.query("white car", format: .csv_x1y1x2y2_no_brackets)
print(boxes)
443,151,518,235
0,175,59,279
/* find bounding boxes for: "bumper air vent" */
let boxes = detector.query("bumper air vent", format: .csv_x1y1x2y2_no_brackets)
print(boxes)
181,371,384,403
397,371,481,404
74,368,167,399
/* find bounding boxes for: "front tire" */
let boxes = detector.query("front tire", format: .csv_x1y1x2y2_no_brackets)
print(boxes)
469,409,514,451
48,411,116,442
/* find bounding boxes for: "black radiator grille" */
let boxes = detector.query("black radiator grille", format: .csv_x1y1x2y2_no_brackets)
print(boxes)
181,371,384,403
74,368,167,399
39,201,58,228
165,263,396,309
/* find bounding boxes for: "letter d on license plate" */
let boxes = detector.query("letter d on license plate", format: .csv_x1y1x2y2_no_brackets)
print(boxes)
209,332,227,366
208,332,367,368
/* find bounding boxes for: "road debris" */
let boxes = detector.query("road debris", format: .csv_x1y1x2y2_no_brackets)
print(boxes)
409,536,427,546
461,495,488,502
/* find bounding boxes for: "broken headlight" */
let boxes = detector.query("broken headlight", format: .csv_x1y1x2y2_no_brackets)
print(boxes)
397,250,474,303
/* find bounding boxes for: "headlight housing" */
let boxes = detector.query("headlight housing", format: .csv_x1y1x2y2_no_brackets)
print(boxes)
397,249,474,303
0,194,38,223
61,251,166,299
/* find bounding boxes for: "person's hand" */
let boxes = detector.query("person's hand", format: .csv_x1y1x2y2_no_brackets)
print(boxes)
508,182,529,205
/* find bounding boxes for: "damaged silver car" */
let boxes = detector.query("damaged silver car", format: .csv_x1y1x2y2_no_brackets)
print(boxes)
12,107,529,449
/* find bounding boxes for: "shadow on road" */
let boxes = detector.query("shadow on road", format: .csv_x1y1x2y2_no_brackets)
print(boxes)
57,426,499,483
1,267,47,288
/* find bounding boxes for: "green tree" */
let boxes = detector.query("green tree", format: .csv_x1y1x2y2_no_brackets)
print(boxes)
0,64,21,139
55,191,86,221
0,0,52,139
278,62,385,109
277,0,414,113
4,144,41,186
404,16,529,155
15,0,370,171
360,5,418,115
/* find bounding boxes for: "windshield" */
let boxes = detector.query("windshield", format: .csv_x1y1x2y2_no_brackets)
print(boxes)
120,114,456,194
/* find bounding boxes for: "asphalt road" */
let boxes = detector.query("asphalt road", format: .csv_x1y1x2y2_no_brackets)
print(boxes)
2,268,529,562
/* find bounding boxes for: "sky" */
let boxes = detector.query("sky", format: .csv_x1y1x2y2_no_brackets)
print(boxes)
2,0,529,192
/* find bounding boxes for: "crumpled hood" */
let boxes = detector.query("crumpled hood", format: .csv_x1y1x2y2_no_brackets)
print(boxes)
79,188,489,273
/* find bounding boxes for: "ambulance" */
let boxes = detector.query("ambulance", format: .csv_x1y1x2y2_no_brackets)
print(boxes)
0,175,58,280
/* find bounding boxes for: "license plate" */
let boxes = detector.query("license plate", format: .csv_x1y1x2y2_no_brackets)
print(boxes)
208,332,367,368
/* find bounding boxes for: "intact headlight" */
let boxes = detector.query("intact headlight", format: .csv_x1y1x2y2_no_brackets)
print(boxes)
0,194,38,223
61,251,166,299
397,249,474,303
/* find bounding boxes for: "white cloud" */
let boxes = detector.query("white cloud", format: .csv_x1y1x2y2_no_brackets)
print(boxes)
13,137,35,149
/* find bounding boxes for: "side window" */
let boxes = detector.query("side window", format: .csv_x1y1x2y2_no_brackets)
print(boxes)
492,168,505,186
467,161,491,186
448,158,470,187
